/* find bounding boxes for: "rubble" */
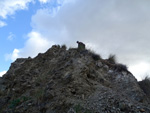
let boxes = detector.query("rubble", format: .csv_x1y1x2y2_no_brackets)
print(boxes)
0,44,150,113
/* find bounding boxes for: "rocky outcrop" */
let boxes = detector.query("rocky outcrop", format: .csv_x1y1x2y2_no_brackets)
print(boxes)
0,45,150,113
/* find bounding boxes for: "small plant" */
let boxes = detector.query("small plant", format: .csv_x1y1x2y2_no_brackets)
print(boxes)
74,104,82,113
35,88,45,100
114,63,128,72
73,104,93,113
92,53,101,61
9,98,21,109
9,96,31,109
108,54,116,64
61,44,67,50
89,50,101,61
22,96,31,101
138,76,150,98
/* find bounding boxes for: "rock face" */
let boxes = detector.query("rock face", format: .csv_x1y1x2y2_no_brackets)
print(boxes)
0,45,150,113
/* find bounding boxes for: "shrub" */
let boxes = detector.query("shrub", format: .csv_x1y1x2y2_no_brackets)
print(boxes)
9,96,31,109
74,104,82,113
61,44,67,50
138,76,150,98
92,53,101,61
89,50,101,61
35,88,45,100
107,54,116,64
22,96,31,101
114,63,128,72
9,98,21,109
73,104,93,113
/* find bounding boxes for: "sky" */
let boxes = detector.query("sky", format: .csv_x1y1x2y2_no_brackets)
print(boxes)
0,0,150,81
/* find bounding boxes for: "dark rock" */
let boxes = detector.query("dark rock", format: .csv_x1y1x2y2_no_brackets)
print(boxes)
0,44,150,113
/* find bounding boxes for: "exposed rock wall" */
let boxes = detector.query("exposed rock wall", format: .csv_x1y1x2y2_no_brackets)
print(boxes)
0,45,150,113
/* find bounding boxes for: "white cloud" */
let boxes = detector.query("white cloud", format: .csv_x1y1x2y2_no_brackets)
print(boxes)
11,49,20,61
30,0,150,80
31,0,150,58
6,31,54,61
39,0,49,3
7,32,15,41
22,31,54,57
39,0,70,4
5,0,150,80
0,0,33,19
0,71,6,77
0,20,7,27
129,62,150,81
5,49,20,61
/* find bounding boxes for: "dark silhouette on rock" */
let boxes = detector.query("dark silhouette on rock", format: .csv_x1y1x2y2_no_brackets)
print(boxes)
77,41,85,51
0,44,150,113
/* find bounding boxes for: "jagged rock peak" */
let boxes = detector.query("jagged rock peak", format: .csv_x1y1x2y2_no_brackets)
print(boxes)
0,44,150,113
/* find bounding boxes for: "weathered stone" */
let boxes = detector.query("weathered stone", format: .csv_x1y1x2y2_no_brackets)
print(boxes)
140,108,145,112
103,65,109,71
0,44,149,113
96,61,103,67
67,108,76,113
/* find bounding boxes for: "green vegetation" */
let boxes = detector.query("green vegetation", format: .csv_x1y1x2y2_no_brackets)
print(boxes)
9,98,21,109
74,104,83,113
73,104,93,113
9,96,31,109
22,96,31,101
35,88,45,100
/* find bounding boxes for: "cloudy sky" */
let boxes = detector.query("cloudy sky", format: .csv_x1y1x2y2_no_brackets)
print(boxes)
0,0,150,80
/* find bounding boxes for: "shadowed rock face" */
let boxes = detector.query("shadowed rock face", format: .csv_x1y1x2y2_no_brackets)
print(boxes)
0,45,150,113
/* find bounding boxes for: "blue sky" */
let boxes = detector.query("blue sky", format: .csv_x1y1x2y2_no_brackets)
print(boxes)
0,0,62,75
0,0,150,81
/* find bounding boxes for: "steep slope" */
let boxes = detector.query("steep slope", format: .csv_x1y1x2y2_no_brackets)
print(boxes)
0,45,150,113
